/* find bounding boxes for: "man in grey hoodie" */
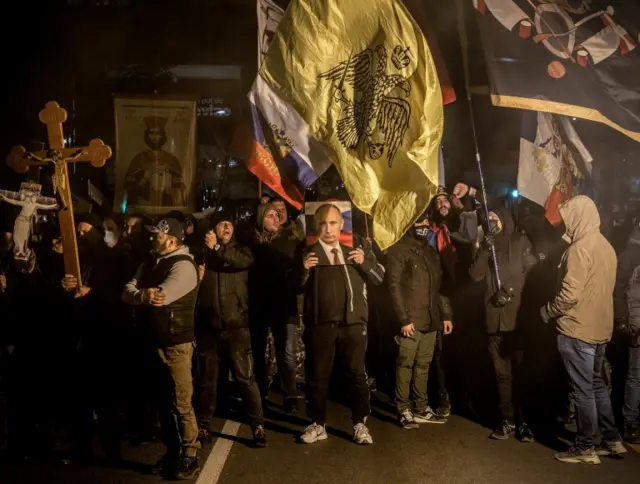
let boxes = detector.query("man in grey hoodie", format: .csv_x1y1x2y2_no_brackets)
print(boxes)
122,218,200,480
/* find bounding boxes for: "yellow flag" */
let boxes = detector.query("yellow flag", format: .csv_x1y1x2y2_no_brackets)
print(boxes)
259,0,443,250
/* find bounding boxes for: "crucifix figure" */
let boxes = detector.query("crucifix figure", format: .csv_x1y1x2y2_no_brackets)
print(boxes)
0,182,58,260
5,101,112,287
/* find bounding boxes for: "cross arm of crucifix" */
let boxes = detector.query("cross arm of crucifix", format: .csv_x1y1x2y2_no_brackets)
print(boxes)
35,196,59,211
0,190,24,206
5,101,112,174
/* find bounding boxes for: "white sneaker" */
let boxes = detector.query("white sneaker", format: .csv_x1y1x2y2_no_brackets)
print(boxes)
300,423,328,444
354,423,373,445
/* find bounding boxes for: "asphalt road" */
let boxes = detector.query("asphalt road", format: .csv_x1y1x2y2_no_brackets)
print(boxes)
3,395,638,484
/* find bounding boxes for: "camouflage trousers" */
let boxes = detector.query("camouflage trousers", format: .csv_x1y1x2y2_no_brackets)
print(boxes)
265,315,306,386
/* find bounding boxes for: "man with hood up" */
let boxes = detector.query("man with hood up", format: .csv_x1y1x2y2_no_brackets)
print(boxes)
470,206,537,442
250,202,303,413
542,195,625,464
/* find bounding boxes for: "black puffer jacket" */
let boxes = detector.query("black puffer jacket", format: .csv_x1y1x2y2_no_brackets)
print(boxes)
470,207,537,334
198,240,254,330
386,232,452,332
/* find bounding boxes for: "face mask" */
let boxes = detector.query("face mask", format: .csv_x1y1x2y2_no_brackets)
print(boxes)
104,231,116,247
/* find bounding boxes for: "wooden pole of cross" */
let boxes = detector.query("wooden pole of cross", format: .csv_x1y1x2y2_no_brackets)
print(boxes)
5,101,112,287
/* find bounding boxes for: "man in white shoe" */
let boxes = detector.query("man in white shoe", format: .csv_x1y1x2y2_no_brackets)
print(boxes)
295,204,385,445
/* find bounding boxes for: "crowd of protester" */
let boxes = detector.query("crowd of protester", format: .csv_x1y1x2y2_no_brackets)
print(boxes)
0,183,639,479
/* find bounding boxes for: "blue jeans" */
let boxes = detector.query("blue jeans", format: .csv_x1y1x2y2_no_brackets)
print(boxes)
623,346,640,428
557,334,620,450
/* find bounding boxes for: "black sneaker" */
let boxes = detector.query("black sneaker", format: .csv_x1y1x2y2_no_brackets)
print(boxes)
284,398,300,414
436,393,451,418
490,421,515,440
399,410,419,429
554,446,600,465
436,404,451,418
517,423,534,443
253,425,268,448
624,426,640,444
174,456,200,480
414,407,447,424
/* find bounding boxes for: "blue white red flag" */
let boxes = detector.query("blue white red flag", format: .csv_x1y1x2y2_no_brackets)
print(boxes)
246,77,332,209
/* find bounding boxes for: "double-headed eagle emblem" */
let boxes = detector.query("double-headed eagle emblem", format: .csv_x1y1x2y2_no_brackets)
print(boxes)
319,45,412,168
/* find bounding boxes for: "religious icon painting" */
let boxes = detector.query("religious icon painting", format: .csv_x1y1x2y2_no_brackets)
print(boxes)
113,97,197,214
304,200,353,266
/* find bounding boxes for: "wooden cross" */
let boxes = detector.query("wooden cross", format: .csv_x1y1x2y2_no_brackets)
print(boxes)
5,101,112,287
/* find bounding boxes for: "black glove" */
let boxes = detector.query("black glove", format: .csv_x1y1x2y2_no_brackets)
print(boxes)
492,285,514,307
481,232,496,251
540,305,551,324
617,319,640,348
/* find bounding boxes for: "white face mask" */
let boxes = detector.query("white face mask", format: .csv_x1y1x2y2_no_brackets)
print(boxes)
104,230,117,247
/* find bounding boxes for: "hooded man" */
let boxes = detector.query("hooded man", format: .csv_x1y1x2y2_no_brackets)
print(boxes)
122,218,200,479
470,206,537,442
250,202,303,413
542,196,625,464
196,210,267,448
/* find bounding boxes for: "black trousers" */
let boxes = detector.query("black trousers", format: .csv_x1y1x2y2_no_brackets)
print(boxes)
431,330,449,406
305,322,370,426
195,327,264,429
488,332,526,424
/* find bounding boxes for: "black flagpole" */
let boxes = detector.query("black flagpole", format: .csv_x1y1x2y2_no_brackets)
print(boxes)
456,0,502,290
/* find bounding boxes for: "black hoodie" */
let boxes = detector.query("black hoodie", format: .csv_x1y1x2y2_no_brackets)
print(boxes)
469,207,536,334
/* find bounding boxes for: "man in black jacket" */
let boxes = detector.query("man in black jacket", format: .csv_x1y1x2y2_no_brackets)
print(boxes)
387,226,453,429
61,213,123,463
122,218,200,479
250,203,303,413
296,203,385,445
470,207,537,442
196,211,267,448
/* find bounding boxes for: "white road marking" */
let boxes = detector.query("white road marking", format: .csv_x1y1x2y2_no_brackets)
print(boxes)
195,420,241,484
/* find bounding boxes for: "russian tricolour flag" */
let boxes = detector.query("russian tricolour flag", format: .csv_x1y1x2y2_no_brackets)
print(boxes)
246,76,332,210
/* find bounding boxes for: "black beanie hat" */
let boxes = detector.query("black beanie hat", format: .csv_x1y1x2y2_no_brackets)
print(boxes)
210,210,234,229
77,213,104,233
